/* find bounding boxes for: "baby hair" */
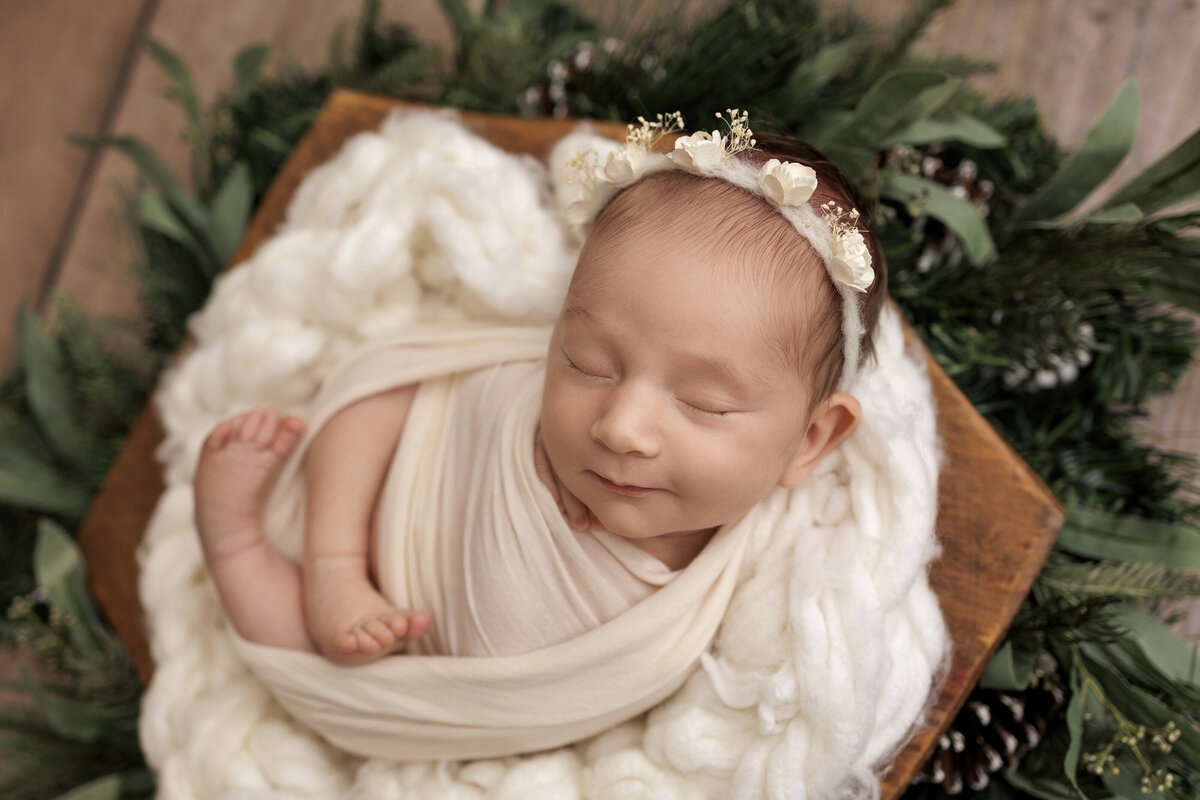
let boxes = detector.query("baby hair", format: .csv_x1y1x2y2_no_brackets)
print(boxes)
578,132,888,415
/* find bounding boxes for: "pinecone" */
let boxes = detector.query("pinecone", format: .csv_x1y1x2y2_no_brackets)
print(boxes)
883,144,994,275
913,684,1064,794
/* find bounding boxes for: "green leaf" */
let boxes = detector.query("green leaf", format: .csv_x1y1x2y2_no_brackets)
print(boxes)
142,37,203,138
825,69,961,147
1080,649,1200,764
979,640,1035,690
882,114,1008,148
16,306,93,469
233,43,270,90
778,39,858,101
1056,505,1200,569
1111,606,1199,684
208,161,254,265
1004,771,1088,800
69,135,218,264
1143,257,1200,313
35,519,108,660
52,774,121,800
19,667,107,742
0,453,91,517
1016,78,1139,221
439,0,476,41
136,190,193,244
1023,202,1143,230
880,171,997,264
1062,666,1087,798
1107,125,1200,214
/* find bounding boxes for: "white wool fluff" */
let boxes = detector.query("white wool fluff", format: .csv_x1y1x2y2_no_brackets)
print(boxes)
140,109,948,799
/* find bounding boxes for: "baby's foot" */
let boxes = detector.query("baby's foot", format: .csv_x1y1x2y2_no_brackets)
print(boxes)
194,409,305,563
304,559,432,665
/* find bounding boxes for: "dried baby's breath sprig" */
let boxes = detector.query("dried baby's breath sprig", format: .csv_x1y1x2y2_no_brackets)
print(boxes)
565,149,603,190
625,111,684,152
714,108,756,157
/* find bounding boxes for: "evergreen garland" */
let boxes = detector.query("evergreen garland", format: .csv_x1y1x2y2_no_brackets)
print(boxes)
1,2,1197,797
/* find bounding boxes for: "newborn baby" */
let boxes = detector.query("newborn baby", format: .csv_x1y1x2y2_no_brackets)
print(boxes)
193,127,885,669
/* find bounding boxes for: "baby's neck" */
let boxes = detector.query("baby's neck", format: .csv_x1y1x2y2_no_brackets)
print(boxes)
627,527,717,571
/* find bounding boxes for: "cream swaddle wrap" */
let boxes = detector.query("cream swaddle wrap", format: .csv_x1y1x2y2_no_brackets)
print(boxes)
239,325,756,759
139,109,948,800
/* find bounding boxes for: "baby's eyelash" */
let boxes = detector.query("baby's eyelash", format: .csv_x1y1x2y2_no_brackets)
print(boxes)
564,353,603,380
682,401,731,417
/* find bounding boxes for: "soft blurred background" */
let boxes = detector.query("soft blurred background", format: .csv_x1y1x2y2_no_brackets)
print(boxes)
3,0,1195,461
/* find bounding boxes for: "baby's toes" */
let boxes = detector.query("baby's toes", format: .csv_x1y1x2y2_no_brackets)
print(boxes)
406,611,431,642
353,626,384,653
362,618,397,649
237,409,269,444
203,420,235,453
251,410,280,447
270,416,306,457
382,612,410,641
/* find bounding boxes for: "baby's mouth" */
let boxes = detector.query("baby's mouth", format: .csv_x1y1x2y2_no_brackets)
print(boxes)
593,472,657,497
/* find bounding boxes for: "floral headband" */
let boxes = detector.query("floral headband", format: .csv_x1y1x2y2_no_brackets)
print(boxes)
562,110,875,388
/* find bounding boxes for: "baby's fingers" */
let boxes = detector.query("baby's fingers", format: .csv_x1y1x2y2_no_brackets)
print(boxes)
560,486,592,531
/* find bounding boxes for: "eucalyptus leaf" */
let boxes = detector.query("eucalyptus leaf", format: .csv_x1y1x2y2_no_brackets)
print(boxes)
880,171,997,264
1004,771,1090,800
776,40,857,104
1107,124,1200,214
439,0,477,41
208,161,254,266
34,519,108,660
1022,203,1143,230
1056,505,1200,569
1062,667,1086,798
142,37,204,140
69,135,219,267
1016,78,1139,222
817,69,960,148
0,459,91,517
137,190,193,244
1111,606,1199,684
1080,649,1200,764
979,640,1034,690
16,306,93,469
19,667,106,742
1142,259,1200,313
233,43,270,90
882,114,1007,148
52,774,121,800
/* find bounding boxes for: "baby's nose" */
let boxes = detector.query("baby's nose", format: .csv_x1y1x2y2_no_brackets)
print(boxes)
590,385,661,457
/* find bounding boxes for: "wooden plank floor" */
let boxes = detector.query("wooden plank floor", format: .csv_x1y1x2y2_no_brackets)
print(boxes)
1,2,1197,611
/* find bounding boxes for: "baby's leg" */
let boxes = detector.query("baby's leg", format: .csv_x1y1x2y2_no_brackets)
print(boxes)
300,386,431,665
194,409,313,650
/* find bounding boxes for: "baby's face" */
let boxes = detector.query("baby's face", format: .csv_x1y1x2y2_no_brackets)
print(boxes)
539,217,816,542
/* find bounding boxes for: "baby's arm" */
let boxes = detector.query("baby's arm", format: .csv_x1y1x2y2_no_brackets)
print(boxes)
302,385,431,664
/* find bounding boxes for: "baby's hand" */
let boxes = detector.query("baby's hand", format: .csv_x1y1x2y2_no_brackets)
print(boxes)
534,426,600,532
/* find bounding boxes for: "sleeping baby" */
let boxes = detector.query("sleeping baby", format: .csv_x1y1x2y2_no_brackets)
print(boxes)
192,115,885,677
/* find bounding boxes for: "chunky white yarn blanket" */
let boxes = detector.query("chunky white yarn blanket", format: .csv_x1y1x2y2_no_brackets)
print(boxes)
140,109,948,800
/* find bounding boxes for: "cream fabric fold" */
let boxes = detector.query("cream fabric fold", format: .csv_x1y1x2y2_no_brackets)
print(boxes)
238,324,755,761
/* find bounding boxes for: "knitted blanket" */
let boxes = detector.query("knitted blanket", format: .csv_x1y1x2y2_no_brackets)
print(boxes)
139,109,948,799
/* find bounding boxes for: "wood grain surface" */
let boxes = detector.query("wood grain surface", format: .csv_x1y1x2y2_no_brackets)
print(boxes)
77,90,1064,794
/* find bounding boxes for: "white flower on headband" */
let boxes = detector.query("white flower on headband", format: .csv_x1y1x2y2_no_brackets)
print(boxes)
757,159,818,207
669,130,727,173
604,146,646,183
828,223,874,293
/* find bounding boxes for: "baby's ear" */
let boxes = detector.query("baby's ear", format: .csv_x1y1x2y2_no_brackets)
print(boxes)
778,393,862,489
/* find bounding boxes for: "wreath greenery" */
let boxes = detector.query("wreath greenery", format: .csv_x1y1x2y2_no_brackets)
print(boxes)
1,1,1198,798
